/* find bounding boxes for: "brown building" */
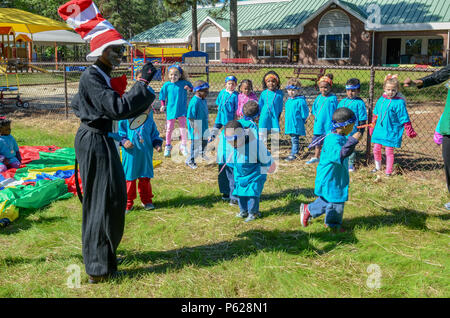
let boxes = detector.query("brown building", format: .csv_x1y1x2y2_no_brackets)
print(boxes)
131,0,450,66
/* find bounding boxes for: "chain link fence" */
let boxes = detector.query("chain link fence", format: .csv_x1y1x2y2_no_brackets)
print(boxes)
1,62,446,171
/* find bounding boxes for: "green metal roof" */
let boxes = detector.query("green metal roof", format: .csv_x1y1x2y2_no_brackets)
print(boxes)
130,0,450,42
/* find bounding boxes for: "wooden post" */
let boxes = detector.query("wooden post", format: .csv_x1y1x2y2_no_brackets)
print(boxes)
55,42,58,70
7,33,10,59
63,62,68,119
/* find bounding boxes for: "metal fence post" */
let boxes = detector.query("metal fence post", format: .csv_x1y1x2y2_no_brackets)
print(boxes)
366,65,375,165
63,63,68,119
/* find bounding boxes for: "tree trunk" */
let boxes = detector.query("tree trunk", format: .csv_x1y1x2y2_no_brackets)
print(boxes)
191,0,198,51
229,0,238,58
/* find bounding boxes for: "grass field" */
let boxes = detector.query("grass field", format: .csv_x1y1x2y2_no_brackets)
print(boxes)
0,114,449,298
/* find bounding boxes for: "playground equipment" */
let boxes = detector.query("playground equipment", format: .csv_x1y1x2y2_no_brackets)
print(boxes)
182,51,209,82
131,46,191,80
0,61,29,108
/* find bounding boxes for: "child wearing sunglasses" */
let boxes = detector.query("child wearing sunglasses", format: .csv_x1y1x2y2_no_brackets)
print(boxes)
224,120,275,222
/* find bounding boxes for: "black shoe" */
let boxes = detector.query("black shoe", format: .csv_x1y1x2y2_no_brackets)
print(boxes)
88,270,126,284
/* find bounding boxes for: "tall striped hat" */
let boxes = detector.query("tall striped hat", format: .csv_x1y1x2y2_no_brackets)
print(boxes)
58,0,130,60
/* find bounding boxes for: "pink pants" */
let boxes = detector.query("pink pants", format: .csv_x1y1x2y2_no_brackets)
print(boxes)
373,143,394,174
166,117,187,146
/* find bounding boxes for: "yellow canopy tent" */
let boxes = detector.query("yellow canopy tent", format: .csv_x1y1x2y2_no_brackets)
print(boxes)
0,8,71,68
0,8,71,33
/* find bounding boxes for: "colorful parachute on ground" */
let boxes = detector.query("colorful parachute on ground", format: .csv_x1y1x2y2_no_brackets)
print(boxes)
0,146,79,226
0,146,162,227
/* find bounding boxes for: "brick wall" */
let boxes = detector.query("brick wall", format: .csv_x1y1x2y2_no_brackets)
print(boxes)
299,5,371,65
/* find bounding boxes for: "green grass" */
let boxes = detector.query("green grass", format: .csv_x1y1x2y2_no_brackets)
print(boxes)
0,115,449,297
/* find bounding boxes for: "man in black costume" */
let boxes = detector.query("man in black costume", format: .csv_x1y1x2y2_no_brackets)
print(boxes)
72,45,157,283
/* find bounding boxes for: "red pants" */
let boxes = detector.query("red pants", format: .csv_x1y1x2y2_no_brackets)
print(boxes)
126,178,153,210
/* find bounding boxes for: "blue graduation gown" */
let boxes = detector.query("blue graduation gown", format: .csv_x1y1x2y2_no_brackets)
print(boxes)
228,133,273,197
312,93,338,135
159,80,193,120
258,89,284,131
284,95,309,135
119,112,163,181
215,89,238,126
187,95,209,140
337,97,368,135
371,95,410,148
0,135,20,161
314,133,350,203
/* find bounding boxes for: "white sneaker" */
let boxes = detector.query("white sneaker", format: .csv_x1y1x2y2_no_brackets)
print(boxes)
180,145,189,156
306,157,320,164
164,145,172,157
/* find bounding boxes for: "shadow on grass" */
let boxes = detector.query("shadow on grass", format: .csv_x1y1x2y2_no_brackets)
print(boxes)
345,207,450,233
260,187,315,217
121,228,357,277
0,214,66,236
155,187,316,213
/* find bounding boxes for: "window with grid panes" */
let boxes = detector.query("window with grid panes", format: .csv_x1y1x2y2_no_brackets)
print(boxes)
258,40,271,57
274,39,288,58
317,10,351,59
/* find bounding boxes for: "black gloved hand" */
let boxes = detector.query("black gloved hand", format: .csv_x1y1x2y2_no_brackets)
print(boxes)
140,62,157,83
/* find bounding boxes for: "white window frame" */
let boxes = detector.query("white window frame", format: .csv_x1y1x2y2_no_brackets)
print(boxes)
200,37,221,61
257,40,271,58
317,9,351,60
274,39,288,58
317,30,351,60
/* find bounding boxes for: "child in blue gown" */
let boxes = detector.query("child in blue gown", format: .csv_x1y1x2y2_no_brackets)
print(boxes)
284,78,309,162
209,75,239,142
224,120,275,222
307,74,338,164
159,64,193,157
118,102,163,213
186,80,210,169
258,71,283,141
370,75,417,176
0,118,21,172
217,100,261,205
300,107,362,231
337,78,367,171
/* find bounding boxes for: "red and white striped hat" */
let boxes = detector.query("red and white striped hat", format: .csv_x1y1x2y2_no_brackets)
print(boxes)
58,0,130,60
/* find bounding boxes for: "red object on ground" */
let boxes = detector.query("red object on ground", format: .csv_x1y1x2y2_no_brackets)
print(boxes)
65,172,83,195
19,145,60,165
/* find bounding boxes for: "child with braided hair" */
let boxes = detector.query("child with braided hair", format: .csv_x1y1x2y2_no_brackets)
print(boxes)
258,71,284,140
0,117,21,172
236,79,258,119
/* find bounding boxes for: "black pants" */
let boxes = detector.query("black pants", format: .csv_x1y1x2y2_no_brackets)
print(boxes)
75,126,127,276
443,135,450,193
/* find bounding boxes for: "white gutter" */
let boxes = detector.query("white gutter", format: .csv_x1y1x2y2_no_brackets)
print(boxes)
447,29,449,65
